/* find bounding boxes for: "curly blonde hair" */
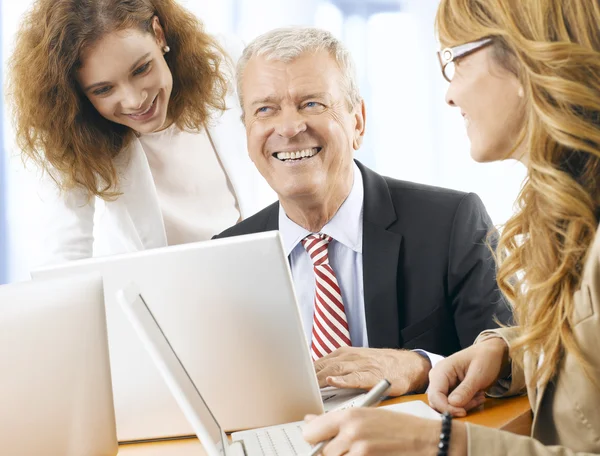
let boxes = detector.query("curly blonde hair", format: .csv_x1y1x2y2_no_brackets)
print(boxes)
436,0,600,387
8,0,230,199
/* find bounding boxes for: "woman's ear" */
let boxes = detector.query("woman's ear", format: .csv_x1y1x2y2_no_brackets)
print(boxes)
151,16,167,49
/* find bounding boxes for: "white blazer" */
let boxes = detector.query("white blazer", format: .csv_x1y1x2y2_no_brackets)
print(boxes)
35,88,273,266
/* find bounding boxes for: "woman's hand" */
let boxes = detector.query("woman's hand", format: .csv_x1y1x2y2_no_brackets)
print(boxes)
428,337,509,417
302,408,467,456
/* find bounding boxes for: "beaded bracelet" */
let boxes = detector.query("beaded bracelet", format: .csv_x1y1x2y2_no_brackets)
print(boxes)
437,412,453,456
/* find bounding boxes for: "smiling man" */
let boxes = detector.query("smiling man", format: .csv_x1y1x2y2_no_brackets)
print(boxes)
216,27,512,396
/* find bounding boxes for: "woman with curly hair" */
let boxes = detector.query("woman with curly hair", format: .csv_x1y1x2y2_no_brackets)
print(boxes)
302,0,600,454
8,0,267,264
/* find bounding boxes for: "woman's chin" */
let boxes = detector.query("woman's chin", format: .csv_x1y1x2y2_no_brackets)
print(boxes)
469,145,503,164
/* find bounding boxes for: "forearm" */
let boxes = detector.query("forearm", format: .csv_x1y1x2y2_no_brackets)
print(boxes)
450,421,468,456
466,423,598,456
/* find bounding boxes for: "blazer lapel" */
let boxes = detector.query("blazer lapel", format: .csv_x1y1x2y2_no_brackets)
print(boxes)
357,161,404,348
207,92,273,219
528,354,548,434
117,139,167,250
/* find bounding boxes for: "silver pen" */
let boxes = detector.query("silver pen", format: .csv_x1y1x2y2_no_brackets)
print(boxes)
309,379,392,456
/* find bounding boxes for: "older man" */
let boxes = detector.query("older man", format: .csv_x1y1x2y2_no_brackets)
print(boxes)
216,27,511,396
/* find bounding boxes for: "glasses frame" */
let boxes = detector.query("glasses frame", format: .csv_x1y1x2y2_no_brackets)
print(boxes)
437,37,494,82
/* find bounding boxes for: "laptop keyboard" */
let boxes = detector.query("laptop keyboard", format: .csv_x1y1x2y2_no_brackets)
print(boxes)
254,424,305,456
234,422,309,456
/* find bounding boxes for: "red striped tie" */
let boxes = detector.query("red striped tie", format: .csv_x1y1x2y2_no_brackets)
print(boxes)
301,233,352,360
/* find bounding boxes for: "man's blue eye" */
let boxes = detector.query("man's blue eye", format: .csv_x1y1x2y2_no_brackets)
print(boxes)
257,107,270,113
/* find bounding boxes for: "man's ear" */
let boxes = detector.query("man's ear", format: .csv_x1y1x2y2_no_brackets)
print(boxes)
151,16,167,49
353,99,366,150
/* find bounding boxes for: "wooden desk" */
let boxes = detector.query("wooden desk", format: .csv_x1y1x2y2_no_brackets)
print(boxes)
117,394,532,455
384,393,532,436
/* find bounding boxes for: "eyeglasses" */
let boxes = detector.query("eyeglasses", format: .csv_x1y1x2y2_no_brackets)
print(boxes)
437,37,494,82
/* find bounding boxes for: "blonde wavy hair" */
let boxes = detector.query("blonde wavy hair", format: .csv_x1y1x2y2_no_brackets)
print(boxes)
8,0,230,199
436,0,600,387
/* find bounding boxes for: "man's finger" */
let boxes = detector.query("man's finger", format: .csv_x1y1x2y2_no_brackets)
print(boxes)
326,370,378,390
314,352,341,372
316,361,361,382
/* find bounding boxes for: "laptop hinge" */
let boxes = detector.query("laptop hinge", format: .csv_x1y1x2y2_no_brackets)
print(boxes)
229,440,247,456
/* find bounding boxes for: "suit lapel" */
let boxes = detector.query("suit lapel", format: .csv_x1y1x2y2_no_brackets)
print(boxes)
265,203,280,231
357,161,404,348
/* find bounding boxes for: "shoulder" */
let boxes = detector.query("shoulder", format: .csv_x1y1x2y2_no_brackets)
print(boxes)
214,202,279,239
581,223,600,287
360,166,493,241
382,174,486,218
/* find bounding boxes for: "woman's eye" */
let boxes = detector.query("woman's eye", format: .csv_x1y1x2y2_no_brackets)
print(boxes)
133,62,151,76
93,86,112,96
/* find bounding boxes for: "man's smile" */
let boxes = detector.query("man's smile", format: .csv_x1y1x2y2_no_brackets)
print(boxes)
272,147,322,162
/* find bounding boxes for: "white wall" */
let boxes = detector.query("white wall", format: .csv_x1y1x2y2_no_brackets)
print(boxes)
0,0,527,284
2,0,47,284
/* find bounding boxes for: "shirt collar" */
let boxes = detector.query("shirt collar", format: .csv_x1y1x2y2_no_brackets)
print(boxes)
279,162,364,256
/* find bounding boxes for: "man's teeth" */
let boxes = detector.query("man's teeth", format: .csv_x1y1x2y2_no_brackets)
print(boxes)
276,148,319,161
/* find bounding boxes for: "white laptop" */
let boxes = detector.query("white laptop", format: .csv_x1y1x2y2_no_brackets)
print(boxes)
117,283,442,455
31,231,333,442
0,274,117,456
117,281,311,456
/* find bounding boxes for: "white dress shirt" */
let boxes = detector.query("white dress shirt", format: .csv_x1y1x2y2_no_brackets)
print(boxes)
278,163,444,368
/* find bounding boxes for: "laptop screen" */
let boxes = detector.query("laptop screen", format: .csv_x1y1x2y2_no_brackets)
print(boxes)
134,293,227,455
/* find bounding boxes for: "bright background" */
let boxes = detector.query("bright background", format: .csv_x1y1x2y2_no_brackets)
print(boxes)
0,0,526,284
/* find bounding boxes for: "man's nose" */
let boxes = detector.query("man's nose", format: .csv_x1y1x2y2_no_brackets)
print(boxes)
274,109,307,138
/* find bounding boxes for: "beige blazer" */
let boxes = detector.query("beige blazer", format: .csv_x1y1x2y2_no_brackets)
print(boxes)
467,226,600,454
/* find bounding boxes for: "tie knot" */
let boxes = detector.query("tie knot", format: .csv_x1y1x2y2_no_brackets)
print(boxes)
301,233,332,266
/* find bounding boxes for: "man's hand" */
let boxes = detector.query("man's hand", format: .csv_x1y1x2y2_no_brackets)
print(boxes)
314,346,432,396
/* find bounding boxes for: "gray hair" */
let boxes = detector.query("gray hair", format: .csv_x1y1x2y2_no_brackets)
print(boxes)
236,27,361,115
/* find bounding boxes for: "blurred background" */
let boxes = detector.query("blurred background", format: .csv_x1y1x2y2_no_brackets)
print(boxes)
0,0,526,284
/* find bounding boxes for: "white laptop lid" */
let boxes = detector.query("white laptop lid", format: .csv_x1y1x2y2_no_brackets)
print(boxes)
32,231,323,442
117,282,231,456
0,274,117,456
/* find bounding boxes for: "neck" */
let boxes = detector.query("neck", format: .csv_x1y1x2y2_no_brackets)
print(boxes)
280,173,354,233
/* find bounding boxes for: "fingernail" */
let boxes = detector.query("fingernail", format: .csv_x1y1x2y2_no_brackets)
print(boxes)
304,414,317,422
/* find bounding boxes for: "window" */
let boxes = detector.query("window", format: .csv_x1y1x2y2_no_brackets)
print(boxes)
0,0,7,284
1,0,525,283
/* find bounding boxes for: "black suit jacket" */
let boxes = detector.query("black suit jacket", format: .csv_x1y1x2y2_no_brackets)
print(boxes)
215,161,512,356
